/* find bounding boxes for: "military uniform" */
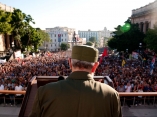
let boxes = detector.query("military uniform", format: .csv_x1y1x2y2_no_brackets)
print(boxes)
29,45,122,117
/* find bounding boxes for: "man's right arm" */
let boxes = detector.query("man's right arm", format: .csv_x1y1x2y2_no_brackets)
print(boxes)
29,87,42,117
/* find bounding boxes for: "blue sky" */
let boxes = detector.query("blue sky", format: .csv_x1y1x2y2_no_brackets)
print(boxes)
0,0,155,31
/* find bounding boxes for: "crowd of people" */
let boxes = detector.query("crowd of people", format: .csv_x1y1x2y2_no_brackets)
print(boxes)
0,50,157,106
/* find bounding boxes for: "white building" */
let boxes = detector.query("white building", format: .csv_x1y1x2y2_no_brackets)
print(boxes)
40,27,75,51
78,27,112,47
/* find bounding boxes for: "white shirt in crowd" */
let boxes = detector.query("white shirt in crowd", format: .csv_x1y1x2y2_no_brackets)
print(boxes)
125,85,132,92
0,84,4,94
15,85,23,96
138,89,143,98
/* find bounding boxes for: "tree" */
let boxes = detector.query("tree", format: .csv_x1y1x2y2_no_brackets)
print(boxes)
60,43,70,51
0,10,12,34
108,19,145,53
0,8,50,52
85,41,94,46
10,9,35,49
89,37,96,43
144,24,157,52
38,29,50,42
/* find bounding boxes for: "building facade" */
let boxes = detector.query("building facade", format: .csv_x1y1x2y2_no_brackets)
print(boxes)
0,3,14,52
0,2,14,12
130,0,157,33
40,27,76,51
78,27,111,47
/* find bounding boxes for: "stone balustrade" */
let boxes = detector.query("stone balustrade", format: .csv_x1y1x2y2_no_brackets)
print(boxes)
132,1,157,16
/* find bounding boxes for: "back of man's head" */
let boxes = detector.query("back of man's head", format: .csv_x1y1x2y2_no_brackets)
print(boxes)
71,45,99,63
71,45,99,70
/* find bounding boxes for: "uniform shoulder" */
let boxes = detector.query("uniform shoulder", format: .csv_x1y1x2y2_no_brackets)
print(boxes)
98,82,118,95
38,80,66,92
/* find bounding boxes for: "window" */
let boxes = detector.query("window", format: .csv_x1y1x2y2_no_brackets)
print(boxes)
51,44,52,47
65,39,66,41
62,39,63,41
65,34,66,36
55,34,56,37
62,34,63,37
55,44,56,46
55,39,56,42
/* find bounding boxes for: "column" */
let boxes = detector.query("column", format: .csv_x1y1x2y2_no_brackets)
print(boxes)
5,34,10,50
143,22,146,34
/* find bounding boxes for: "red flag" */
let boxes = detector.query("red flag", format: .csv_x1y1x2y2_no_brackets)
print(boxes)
99,57,103,63
99,48,108,64
102,48,108,57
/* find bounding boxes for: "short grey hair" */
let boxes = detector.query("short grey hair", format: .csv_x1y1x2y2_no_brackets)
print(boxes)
71,59,95,70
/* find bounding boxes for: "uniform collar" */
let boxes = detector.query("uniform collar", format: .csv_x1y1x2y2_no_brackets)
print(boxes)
67,71,94,80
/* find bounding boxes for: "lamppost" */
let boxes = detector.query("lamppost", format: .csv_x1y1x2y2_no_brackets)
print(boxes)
126,49,128,53
139,43,142,53
12,42,15,49
125,49,128,59
11,42,15,58
32,45,34,51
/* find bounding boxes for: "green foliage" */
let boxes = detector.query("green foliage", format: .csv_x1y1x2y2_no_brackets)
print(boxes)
144,25,157,52
60,43,70,51
89,37,96,43
85,41,94,46
0,8,50,52
10,9,35,48
0,10,12,34
108,19,145,53
38,29,50,42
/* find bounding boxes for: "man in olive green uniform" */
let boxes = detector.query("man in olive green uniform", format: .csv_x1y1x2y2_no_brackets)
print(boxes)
29,45,122,117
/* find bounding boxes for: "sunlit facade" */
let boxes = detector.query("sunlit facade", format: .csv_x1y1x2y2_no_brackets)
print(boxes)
39,27,75,51
130,0,157,33
78,27,112,47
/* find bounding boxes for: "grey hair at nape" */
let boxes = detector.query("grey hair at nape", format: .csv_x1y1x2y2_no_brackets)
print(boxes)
71,59,94,69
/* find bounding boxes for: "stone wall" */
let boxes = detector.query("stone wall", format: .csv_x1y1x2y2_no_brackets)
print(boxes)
131,0,157,33
0,34,5,51
0,2,14,12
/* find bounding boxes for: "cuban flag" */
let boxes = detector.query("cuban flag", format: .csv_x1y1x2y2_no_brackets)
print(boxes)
58,34,61,42
150,56,156,75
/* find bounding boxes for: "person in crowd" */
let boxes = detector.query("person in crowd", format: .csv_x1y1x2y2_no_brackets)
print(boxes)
0,80,4,104
137,87,143,106
29,45,122,117
117,83,125,106
125,82,132,107
14,82,24,104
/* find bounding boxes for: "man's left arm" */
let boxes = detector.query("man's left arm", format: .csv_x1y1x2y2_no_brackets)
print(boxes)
29,87,42,117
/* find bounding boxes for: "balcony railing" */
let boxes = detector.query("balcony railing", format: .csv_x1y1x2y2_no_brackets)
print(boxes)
0,90,157,107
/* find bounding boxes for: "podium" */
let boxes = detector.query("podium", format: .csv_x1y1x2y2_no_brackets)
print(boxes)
19,76,104,117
